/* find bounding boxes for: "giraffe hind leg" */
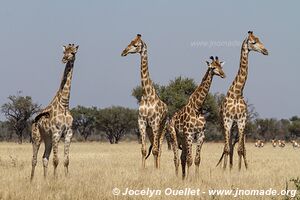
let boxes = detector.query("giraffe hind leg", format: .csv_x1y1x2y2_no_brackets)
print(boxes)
181,146,187,180
30,123,41,181
169,124,179,176
43,136,52,179
237,118,247,170
195,131,205,177
64,128,73,176
229,129,239,170
139,119,147,168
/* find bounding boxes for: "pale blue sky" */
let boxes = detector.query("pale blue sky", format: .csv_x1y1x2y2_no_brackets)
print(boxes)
0,0,299,119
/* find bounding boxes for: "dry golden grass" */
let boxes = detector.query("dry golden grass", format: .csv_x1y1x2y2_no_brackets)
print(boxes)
0,141,299,200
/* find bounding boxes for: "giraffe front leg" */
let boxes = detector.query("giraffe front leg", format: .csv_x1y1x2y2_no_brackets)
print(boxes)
152,127,160,169
30,124,41,181
181,145,187,180
52,130,61,178
42,136,52,179
185,133,193,179
138,118,147,169
169,124,179,176
195,131,205,178
222,118,233,170
157,121,167,169
64,128,73,176
237,118,247,170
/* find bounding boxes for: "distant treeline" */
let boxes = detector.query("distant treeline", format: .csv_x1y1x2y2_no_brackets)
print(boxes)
0,77,299,143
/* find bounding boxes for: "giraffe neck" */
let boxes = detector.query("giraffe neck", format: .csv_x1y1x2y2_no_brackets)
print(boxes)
57,60,74,108
140,41,155,97
188,68,213,111
227,39,249,97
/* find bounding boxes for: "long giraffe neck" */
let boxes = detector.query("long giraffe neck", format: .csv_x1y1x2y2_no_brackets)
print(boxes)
227,39,249,97
188,68,213,111
57,61,74,108
140,41,156,97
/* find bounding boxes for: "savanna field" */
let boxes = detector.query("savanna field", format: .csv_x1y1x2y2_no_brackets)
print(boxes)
0,142,299,200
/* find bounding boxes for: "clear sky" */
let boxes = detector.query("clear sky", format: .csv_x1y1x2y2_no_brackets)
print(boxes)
0,0,299,119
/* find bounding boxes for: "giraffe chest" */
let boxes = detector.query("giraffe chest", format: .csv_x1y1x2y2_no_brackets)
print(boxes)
139,97,167,120
222,97,247,119
173,109,205,135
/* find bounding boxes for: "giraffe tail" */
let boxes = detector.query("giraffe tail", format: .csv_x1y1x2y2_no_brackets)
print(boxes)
145,145,152,159
216,151,225,167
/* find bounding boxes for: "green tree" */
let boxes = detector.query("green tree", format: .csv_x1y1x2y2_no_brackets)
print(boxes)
289,116,300,137
95,106,138,144
132,76,197,117
1,92,40,143
71,106,97,141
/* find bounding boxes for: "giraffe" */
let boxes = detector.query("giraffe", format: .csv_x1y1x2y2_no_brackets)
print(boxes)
169,56,225,179
30,44,79,180
121,34,168,169
217,31,268,170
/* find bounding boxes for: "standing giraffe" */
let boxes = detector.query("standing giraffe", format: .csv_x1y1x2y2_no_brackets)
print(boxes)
217,31,268,170
121,34,168,169
30,44,79,180
169,56,225,179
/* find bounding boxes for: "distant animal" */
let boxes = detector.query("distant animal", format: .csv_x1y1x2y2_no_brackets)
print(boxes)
291,140,300,148
278,140,285,148
255,140,264,148
271,139,277,147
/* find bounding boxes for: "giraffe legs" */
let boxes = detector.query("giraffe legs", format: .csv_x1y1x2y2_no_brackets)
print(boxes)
185,133,193,179
195,130,205,177
138,118,147,168
42,136,52,179
30,123,41,181
30,141,41,181
152,128,160,169
169,124,179,176
237,118,248,170
52,130,62,178
157,124,167,169
217,118,233,169
64,128,73,176
180,144,187,180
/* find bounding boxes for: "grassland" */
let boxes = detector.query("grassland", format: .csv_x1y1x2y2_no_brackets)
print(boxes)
0,142,299,200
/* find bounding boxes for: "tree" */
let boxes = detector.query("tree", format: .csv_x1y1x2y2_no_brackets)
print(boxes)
132,76,197,117
1,92,40,143
255,118,279,140
289,116,300,137
71,106,97,141
95,106,138,144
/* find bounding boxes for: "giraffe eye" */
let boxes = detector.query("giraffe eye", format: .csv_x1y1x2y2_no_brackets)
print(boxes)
133,44,138,47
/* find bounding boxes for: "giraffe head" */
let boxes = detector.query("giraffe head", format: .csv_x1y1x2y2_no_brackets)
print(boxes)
62,44,79,63
121,34,143,56
206,56,226,78
247,31,268,55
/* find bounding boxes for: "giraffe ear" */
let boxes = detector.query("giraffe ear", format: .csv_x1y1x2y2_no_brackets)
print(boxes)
206,61,210,66
63,45,66,51
220,61,225,67
75,45,79,51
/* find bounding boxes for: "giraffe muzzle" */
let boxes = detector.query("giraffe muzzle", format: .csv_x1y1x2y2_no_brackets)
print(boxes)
262,48,269,55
